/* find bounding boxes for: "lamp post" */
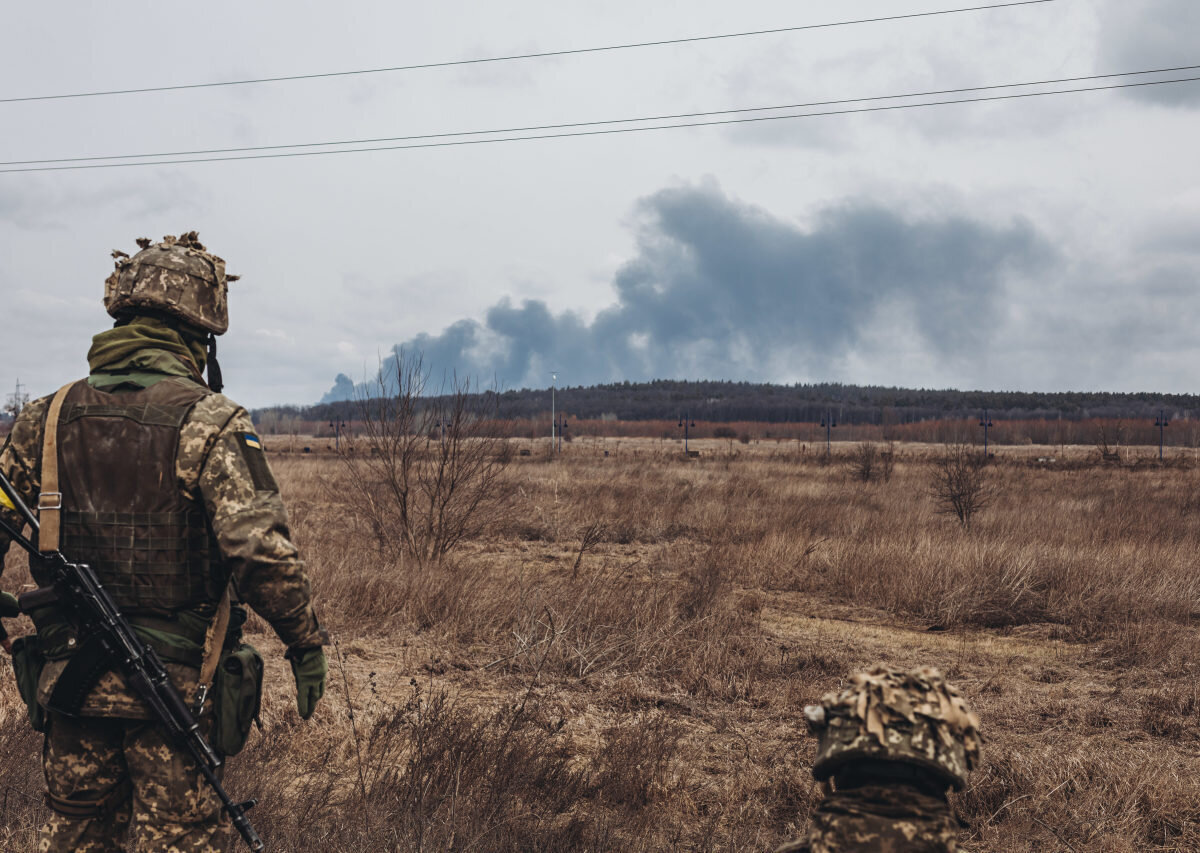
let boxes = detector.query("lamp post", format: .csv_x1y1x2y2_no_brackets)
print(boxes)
1155,409,1169,460
820,410,836,459
557,413,569,452
678,412,696,454
329,419,347,452
979,409,994,456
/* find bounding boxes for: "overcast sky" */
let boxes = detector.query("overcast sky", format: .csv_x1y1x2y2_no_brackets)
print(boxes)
2,0,1198,408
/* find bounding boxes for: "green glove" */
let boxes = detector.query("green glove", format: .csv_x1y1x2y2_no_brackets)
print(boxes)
289,647,327,720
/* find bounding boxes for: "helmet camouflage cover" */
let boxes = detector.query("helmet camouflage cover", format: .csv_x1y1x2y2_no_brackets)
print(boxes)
104,231,236,335
805,666,982,791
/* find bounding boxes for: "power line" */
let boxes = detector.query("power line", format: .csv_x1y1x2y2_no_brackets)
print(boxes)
3,73,1195,174
0,1,1058,104
5,64,1194,167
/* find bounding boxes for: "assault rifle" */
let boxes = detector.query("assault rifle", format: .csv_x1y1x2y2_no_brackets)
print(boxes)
0,469,264,851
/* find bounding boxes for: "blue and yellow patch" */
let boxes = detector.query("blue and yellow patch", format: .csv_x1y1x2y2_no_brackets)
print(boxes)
235,431,278,492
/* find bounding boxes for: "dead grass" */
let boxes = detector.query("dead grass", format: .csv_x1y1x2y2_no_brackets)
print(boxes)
3,439,1200,850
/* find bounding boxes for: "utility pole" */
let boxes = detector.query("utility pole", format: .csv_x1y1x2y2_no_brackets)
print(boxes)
1155,409,1169,460
5,379,28,419
678,412,696,454
979,409,994,456
820,410,836,459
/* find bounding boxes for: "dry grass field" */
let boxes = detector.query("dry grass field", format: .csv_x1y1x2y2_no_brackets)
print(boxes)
4,436,1200,851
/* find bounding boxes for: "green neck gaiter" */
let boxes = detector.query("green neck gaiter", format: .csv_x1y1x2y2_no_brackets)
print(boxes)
87,316,207,379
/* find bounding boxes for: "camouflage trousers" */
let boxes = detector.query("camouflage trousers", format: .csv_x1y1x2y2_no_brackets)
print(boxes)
39,711,224,853
776,785,960,853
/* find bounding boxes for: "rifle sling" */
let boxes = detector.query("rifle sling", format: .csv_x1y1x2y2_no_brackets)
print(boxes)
38,382,74,554
199,586,231,698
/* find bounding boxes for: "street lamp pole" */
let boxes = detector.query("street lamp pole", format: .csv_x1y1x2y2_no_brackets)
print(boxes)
820,410,836,459
557,413,569,452
979,409,994,456
1155,409,1169,460
329,419,347,452
678,412,696,453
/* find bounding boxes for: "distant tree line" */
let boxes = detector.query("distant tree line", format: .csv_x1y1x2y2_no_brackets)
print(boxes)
260,379,1200,429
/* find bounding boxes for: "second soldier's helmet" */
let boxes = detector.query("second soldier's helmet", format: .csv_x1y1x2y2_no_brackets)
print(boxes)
805,666,982,791
104,232,236,335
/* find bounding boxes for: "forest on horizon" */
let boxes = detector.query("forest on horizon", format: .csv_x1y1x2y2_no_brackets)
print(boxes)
261,378,1200,428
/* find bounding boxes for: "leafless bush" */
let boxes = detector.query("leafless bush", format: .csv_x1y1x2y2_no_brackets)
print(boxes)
1095,422,1124,463
849,440,877,482
337,350,516,567
878,441,896,482
849,440,896,483
930,441,990,528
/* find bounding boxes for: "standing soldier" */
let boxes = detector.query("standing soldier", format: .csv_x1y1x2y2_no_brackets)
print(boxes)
776,666,982,853
0,232,328,852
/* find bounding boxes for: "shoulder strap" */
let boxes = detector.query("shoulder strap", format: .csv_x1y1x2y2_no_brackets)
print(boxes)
38,382,75,554
198,585,231,702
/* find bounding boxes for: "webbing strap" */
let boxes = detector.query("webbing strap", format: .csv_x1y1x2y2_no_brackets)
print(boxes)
38,382,75,554
198,585,231,702
44,777,132,820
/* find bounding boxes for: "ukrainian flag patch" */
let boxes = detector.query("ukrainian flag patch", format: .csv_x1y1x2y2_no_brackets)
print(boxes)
236,432,278,492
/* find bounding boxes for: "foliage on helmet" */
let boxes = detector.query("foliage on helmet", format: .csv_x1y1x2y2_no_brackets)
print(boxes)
104,232,238,335
805,666,982,791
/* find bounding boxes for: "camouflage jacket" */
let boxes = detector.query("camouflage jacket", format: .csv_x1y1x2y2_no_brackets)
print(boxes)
0,367,324,717
775,784,960,853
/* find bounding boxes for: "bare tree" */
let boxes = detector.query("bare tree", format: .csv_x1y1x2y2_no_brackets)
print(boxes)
930,441,990,528
338,351,516,568
850,441,877,483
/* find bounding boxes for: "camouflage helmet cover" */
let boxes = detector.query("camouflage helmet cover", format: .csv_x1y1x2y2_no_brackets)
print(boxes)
805,666,982,791
104,232,236,335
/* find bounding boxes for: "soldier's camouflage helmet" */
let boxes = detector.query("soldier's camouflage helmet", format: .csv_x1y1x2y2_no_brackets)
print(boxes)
805,666,981,791
104,232,237,335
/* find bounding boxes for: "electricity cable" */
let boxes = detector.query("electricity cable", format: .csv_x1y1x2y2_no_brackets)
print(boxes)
3,63,1193,167
0,1,1058,104
2,73,1195,174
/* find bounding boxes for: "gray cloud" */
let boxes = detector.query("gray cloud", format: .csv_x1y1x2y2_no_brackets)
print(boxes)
1097,0,1200,107
323,183,1052,400
0,173,206,231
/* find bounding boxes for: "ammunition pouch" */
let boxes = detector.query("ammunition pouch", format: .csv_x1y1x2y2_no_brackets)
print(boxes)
10,635,48,732
212,642,263,756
